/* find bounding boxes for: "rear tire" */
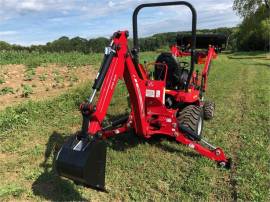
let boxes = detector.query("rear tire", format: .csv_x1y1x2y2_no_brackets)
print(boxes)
177,105,204,139
203,101,215,120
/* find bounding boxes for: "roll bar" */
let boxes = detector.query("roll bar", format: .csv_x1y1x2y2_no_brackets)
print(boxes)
132,1,197,91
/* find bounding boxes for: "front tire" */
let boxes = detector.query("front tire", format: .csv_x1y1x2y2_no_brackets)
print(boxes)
203,101,215,120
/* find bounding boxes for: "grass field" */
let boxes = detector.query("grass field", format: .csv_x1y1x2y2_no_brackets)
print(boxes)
0,51,269,201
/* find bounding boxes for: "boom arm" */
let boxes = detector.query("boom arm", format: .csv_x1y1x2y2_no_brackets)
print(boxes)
170,45,218,93
85,31,147,136
201,46,217,91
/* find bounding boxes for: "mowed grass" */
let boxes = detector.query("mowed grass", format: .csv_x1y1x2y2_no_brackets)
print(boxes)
0,51,269,201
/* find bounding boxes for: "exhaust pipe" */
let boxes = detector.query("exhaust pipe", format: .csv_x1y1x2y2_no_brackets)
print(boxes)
55,135,107,190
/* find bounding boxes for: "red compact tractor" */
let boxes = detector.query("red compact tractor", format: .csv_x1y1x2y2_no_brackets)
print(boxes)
55,1,231,191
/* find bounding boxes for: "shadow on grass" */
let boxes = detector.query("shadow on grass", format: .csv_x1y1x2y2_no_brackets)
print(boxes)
107,131,200,158
227,56,268,60
148,135,201,158
228,51,268,56
106,131,142,151
32,129,200,199
32,131,87,201
251,63,270,68
104,113,199,157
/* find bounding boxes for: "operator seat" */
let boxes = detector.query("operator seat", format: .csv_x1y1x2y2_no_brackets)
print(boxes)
155,52,188,90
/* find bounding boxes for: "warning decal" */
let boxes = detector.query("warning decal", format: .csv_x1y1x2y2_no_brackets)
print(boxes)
146,89,155,97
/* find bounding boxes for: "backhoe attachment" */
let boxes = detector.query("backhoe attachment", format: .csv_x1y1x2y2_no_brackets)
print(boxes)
54,1,231,191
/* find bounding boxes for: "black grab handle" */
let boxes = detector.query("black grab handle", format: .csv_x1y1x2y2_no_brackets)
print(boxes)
132,1,197,91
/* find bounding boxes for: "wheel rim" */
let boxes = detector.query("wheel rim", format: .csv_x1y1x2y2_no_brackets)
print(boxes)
197,117,202,135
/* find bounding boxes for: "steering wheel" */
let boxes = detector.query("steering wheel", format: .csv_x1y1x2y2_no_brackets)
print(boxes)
179,61,189,68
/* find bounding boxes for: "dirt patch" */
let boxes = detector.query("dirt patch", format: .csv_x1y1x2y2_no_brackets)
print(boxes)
0,152,11,160
0,64,97,110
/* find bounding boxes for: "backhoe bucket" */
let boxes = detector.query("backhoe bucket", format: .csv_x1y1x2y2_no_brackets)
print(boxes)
55,135,107,190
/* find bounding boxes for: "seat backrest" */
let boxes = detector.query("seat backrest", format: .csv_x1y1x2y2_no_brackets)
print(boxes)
155,52,179,89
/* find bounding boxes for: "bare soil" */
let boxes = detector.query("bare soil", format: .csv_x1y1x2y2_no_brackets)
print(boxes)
0,64,96,110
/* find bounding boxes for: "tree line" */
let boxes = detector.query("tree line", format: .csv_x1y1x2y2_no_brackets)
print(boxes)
0,0,268,53
0,27,237,53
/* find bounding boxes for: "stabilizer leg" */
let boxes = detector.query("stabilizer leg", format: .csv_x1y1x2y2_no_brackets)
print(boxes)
177,125,231,169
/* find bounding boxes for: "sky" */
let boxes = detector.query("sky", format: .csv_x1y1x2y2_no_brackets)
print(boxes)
0,0,241,46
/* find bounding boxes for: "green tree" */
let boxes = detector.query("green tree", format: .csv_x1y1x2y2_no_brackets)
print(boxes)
0,41,11,50
236,6,270,50
233,0,269,50
49,36,71,52
70,37,88,53
233,0,269,17
88,37,110,53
